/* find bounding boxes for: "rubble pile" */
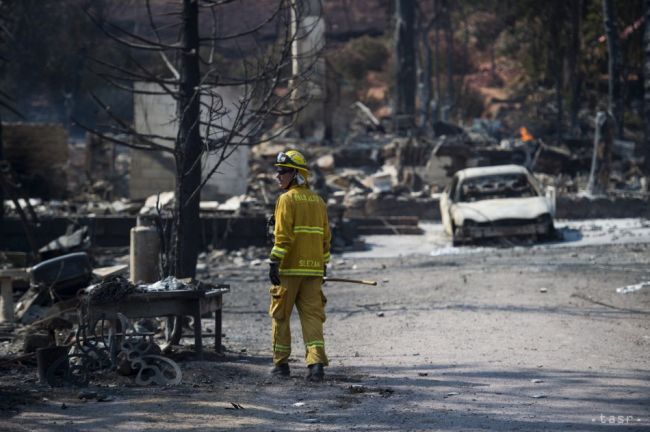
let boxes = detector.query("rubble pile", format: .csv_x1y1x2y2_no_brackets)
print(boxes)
82,276,135,305
196,246,269,276
81,275,211,306
3,116,647,227
244,136,441,221
0,248,232,390
215,125,646,221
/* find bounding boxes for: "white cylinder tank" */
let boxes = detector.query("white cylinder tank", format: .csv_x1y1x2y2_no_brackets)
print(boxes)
129,216,160,283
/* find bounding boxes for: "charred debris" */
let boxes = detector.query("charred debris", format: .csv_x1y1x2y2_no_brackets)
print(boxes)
2,114,648,227
0,111,649,383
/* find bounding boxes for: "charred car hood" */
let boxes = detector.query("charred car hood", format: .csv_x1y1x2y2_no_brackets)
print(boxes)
451,197,551,224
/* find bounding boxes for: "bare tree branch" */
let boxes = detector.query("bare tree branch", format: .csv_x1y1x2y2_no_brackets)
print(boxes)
74,119,175,153
85,0,323,278
146,0,180,79
87,56,180,86
88,92,177,153
83,7,180,52
199,0,241,7
198,2,283,42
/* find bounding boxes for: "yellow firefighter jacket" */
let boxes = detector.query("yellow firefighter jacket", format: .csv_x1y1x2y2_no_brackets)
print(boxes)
270,184,331,276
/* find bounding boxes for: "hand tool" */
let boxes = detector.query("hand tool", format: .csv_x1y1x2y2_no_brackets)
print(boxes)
323,277,377,286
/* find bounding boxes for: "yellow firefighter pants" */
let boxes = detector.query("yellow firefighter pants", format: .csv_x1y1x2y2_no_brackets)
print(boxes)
269,275,328,366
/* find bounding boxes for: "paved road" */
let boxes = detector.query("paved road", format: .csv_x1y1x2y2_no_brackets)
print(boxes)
3,221,649,431
344,218,650,259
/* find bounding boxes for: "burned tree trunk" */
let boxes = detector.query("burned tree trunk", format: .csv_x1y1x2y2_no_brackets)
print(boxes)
433,1,441,122
603,0,623,138
418,20,432,129
394,0,416,135
547,2,565,144
173,0,202,279
568,0,584,135
644,0,650,176
0,120,4,228
417,1,438,130
0,3,16,238
586,111,613,195
418,38,432,129
441,0,454,120
85,0,313,283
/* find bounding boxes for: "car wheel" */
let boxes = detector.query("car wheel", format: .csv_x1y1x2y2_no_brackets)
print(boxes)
538,224,556,242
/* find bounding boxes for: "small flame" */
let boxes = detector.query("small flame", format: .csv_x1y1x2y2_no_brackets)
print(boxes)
520,127,534,142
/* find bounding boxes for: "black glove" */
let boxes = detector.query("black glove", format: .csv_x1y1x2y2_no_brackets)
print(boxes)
322,265,327,285
269,262,281,286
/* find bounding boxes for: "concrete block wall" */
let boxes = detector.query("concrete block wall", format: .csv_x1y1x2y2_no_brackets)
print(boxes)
555,195,650,219
130,82,250,201
1,216,268,253
129,149,176,200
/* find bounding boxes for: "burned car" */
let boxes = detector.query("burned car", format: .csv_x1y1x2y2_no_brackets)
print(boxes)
440,165,556,245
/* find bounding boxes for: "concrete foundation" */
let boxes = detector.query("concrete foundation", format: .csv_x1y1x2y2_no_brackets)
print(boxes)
343,194,650,221
131,82,250,200
1,216,268,253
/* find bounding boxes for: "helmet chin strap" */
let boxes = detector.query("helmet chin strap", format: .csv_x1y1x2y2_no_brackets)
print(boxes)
295,172,306,185
282,170,297,190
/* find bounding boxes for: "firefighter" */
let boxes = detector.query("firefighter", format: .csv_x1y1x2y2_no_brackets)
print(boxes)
268,150,331,382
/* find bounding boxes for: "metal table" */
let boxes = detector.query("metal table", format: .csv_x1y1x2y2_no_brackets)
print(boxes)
85,286,229,355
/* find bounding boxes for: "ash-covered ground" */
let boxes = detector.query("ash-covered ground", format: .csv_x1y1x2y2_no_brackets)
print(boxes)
1,219,649,431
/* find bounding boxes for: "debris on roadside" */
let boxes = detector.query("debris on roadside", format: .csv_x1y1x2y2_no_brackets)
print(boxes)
615,281,650,294
3,116,648,260
82,275,135,305
38,226,91,260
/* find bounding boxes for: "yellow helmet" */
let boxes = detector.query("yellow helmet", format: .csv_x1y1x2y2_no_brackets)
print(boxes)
274,150,310,177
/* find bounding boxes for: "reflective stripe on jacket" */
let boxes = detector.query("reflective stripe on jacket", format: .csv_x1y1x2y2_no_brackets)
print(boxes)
270,184,331,276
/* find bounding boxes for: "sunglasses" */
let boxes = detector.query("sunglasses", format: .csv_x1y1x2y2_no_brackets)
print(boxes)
276,168,294,175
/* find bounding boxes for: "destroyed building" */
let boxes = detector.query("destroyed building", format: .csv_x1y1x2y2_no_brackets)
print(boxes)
0,0,649,406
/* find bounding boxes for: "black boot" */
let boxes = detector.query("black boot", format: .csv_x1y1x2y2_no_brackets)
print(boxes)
270,363,290,378
306,363,324,382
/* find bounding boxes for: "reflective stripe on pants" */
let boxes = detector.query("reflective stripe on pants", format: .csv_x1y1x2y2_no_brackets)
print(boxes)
270,275,328,366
